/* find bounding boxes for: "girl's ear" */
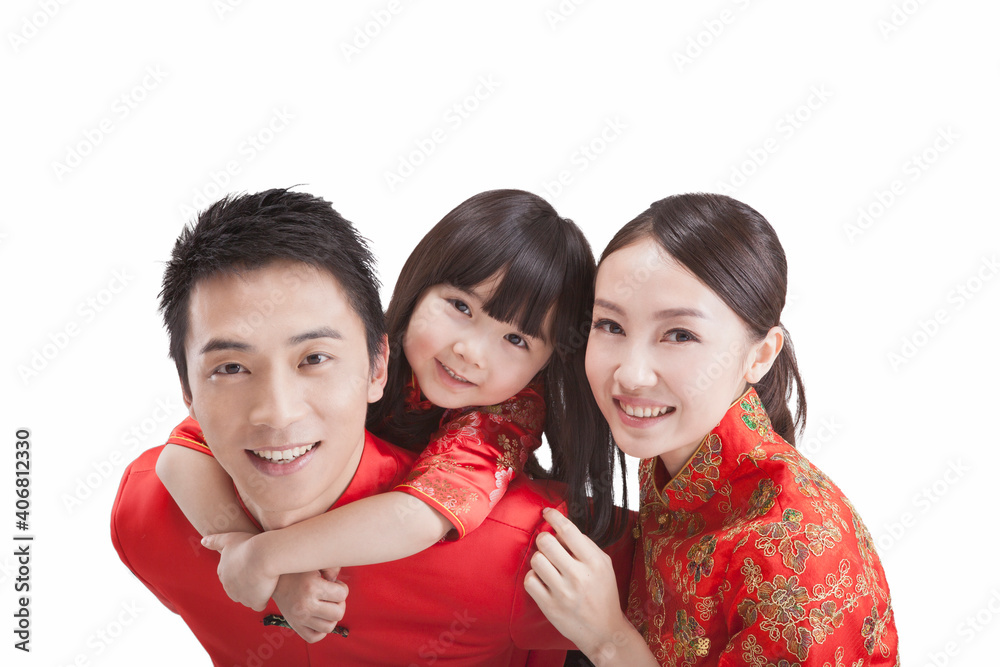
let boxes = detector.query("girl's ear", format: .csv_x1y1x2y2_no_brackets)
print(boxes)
744,326,784,384
367,334,390,403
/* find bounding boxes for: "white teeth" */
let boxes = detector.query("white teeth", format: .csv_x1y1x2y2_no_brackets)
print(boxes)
621,402,671,418
442,364,471,383
252,443,316,464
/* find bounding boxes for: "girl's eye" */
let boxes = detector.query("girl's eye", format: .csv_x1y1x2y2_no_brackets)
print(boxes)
504,333,527,349
214,363,245,375
301,353,330,366
592,319,624,335
664,329,697,343
449,299,472,316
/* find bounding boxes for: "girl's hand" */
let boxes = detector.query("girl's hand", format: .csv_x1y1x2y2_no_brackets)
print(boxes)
271,568,349,643
525,508,656,666
202,532,278,611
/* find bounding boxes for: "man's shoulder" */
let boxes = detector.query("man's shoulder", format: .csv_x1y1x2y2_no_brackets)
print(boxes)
481,476,567,536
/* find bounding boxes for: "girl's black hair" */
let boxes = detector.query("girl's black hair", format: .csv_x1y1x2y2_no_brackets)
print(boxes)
367,189,628,546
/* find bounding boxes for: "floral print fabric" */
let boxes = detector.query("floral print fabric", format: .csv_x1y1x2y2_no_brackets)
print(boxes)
627,389,898,665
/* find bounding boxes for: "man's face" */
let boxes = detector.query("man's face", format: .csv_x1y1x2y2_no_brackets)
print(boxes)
182,260,387,529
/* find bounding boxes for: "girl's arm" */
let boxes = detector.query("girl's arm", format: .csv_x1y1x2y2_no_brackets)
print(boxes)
155,443,258,536
524,508,659,667
159,443,347,639
202,490,454,609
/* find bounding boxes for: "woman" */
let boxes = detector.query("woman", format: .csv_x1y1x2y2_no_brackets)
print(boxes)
526,194,898,665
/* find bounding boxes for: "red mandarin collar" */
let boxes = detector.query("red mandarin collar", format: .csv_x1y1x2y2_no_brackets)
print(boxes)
642,387,778,515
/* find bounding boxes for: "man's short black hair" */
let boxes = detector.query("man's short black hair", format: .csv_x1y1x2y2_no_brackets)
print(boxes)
159,188,386,396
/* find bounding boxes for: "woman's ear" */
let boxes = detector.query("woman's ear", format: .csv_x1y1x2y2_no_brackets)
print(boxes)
744,326,784,384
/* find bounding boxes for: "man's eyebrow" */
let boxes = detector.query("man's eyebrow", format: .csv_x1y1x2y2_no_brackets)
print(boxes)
288,327,343,346
200,339,254,355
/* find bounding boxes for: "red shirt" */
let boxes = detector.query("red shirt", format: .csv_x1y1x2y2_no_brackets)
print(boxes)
112,419,632,665
627,389,899,665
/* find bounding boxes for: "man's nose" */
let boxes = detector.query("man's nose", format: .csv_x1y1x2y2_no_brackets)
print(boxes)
248,369,308,430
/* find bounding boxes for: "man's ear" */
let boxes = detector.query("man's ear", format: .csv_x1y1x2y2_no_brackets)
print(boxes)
181,377,196,419
367,334,390,403
744,326,784,384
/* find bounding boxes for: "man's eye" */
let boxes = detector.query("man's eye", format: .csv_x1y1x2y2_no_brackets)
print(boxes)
215,363,244,375
592,319,624,335
301,354,330,366
504,333,527,349
449,299,472,316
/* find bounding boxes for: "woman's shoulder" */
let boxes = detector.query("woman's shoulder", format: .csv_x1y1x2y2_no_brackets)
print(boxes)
725,442,886,591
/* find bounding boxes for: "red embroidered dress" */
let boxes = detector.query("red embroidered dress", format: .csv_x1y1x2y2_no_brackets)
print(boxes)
627,389,898,666
394,375,546,538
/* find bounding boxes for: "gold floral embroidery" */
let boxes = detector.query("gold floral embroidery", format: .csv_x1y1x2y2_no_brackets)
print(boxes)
628,388,897,665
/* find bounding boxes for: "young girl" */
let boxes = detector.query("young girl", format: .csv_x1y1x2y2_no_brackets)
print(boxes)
525,193,899,665
156,189,626,633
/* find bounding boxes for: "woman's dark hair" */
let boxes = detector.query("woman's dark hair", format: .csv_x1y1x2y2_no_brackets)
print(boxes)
602,193,806,445
367,189,628,546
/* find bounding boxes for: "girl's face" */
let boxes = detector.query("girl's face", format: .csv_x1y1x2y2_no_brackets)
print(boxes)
403,277,554,410
586,238,778,476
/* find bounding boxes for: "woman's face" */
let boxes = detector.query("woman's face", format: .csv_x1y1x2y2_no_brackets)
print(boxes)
586,237,765,475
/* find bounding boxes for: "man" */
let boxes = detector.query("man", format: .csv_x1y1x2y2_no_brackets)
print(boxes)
111,189,629,665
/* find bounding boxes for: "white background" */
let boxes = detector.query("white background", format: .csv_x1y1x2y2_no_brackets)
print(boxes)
2,1,998,665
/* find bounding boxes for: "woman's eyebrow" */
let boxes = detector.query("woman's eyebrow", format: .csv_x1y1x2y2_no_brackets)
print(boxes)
593,299,706,320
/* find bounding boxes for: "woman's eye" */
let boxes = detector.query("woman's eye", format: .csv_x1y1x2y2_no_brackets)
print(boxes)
592,319,624,335
449,299,472,316
215,363,244,375
504,333,527,348
664,330,697,343
301,353,330,366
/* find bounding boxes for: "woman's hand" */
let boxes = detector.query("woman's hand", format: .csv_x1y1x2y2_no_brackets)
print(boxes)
202,531,278,611
524,508,657,666
271,568,349,643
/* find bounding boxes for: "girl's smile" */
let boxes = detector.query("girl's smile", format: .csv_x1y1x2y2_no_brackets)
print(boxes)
403,280,553,409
